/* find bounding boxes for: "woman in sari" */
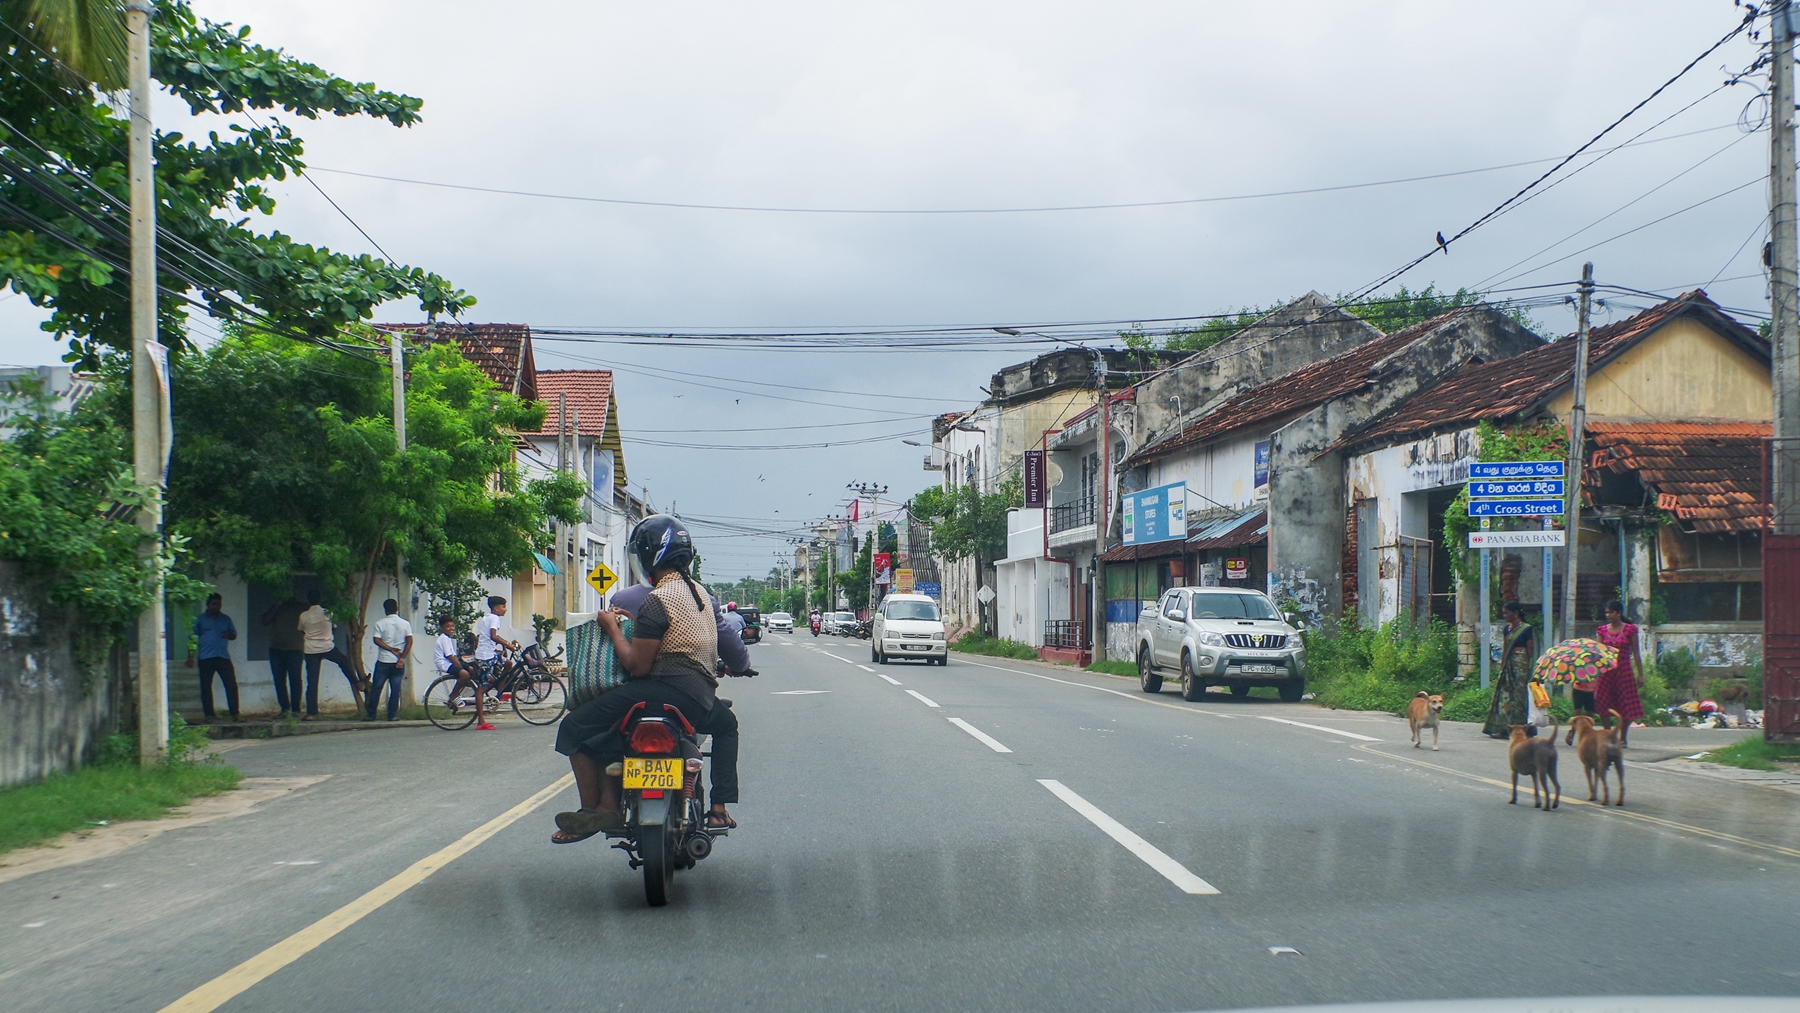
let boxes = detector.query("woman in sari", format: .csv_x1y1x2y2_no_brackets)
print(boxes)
1594,599,1645,746
1483,601,1536,739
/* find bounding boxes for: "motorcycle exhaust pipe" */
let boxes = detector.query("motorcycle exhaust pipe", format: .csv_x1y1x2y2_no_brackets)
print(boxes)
685,834,713,861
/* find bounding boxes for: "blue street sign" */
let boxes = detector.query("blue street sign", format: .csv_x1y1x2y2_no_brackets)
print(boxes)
1469,460,1564,479
916,582,941,599
1468,479,1565,498
1467,499,1564,517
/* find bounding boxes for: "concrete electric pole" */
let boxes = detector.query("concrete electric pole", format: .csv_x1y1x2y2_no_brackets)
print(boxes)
1767,0,1800,743
127,1,168,766
389,326,412,704
1561,262,1595,646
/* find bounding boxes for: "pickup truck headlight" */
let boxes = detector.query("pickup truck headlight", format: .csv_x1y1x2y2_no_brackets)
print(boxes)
1285,633,1304,649
1198,631,1226,647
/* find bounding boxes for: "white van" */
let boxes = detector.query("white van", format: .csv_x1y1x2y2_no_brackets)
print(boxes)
872,593,948,665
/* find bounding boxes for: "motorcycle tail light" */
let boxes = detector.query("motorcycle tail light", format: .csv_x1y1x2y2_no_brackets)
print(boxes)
629,721,678,754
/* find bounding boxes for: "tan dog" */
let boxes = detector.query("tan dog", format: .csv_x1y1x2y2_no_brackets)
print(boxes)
1406,691,1443,750
1565,709,1625,805
1507,720,1560,811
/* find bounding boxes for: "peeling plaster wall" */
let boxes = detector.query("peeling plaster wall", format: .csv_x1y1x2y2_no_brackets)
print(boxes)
0,561,124,787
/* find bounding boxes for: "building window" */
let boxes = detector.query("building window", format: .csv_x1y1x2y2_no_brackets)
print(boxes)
1659,582,1761,622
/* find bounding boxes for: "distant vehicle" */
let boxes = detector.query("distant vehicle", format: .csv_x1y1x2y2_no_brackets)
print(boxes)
766,611,793,633
1134,587,1306,702
825,611,856,636
739,605,762,644
871,593,946,665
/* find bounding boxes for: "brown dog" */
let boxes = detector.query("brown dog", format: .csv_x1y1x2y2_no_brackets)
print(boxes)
1565,709,1625,805
1406,691,1444,750
1508,720,1560,811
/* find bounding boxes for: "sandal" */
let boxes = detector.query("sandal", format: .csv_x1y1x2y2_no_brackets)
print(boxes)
551,827,599,844
556,809,626,834
704,810,737,830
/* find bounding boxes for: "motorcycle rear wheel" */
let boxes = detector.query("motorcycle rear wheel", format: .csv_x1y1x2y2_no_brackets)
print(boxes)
641,824,675,906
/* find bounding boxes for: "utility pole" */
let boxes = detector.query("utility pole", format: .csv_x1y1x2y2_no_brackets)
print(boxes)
1561,262,1595,644
1772,0,1799,529
848,482,888,614
553,393,569,627
127,1,167,766
1092,351,1111,664
389,326,412,704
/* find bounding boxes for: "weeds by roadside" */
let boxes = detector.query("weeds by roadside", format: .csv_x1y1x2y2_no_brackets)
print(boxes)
1085,660,1136,678
1701,737,1800,772
950,633,1039,660
1302,615,1459,714
0,715,241,856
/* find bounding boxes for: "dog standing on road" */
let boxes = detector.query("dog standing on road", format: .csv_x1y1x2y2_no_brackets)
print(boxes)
1406,691,1444,750
1565,709,1625,806
1508,720,1560,811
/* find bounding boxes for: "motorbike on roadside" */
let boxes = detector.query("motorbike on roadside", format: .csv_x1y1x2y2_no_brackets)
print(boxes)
601,699,726,906
853,618,872,640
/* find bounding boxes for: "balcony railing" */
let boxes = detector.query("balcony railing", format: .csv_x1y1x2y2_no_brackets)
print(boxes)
1048,499,1096,534
1044,619,1087,649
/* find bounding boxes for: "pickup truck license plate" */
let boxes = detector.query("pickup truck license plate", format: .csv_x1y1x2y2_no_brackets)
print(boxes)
1239,664,1281,675
623,757,683,790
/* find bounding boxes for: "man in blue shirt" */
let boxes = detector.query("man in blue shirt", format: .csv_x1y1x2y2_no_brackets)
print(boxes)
189,593,240,720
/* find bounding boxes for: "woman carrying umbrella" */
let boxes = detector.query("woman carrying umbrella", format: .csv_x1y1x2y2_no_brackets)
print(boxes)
1482,600,1536,739
1594,599,1645,746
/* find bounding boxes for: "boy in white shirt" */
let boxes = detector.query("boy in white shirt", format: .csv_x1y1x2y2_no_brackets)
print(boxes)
367,598,414,721
469,597,520,730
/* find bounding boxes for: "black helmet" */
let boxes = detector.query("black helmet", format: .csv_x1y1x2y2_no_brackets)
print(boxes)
630,514,695,574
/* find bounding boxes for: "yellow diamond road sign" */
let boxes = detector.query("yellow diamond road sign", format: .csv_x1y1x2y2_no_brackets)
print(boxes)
586,563,617,597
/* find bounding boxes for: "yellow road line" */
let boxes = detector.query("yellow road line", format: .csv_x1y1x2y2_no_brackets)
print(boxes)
157,774,575,1013
1354,744,1800,861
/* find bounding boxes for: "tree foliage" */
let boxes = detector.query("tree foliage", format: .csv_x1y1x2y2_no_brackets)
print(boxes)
0,378,206,631
1120,286,1542,352
911,477,1018,565
155,333,582,677
0,0,472,369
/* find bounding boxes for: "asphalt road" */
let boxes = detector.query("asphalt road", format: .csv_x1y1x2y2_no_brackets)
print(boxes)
5,632,1800,1013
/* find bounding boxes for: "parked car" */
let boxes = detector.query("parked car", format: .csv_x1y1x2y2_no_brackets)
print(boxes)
826,611,857,635
766,611,794,633
871,593,947,665
739,605,762,644
1134,587,1306,702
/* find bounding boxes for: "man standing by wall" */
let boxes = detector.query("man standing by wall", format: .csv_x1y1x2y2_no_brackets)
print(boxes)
367,598,414,722
188,593,239,721
261,594,306,719
299,590,358,720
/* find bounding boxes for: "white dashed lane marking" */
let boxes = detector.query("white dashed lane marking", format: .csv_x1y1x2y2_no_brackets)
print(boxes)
1257,715,1381,742
1037,779,1220,895
905,690,941,708
947,718,1011,753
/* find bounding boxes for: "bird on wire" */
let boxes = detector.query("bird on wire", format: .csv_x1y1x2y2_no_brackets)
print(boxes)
1436,231,1449,255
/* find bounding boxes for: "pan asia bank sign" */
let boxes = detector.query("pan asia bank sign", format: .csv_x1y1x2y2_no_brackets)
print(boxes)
1121,482,1187,546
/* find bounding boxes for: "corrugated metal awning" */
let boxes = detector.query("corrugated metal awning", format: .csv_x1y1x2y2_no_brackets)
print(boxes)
1187,507,1268,551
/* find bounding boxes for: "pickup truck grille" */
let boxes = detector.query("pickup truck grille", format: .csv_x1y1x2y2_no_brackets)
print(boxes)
1224,633,1287,649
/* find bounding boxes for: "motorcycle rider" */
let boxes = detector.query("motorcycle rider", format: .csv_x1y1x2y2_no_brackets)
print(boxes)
721,601,746,639
552,515,748,843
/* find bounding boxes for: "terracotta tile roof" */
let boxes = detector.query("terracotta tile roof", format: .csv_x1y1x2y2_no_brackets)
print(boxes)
1587,421,1769,534
1127,310,1467,463
380,322,538,400
528,370,612,438
1335,291,1764,452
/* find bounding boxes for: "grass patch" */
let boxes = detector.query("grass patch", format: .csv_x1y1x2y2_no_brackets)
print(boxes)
1701,737,1800,772
950,633,1039,660
0,716,242,855
1085,660,1137,678
1303,615,1459,714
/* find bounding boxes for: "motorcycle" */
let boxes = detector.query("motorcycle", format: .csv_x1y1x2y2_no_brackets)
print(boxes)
853,618,872,640
603,699,725,906
809,615,821,636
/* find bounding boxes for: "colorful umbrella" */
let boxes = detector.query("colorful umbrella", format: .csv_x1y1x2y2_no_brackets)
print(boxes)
1534,637,1618,684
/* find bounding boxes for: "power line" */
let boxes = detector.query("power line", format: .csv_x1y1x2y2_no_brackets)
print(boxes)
307,121,1742,216
1345,9,1756,302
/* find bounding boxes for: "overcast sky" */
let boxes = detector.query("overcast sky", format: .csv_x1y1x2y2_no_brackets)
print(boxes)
0,1,1778,578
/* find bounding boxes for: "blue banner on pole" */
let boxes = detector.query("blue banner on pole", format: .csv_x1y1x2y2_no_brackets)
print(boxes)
1467,499,1564,517
1469,460,1564,479
1468,479,1565,498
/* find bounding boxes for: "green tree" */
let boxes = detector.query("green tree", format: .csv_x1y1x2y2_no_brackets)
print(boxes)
782,584,807,616
0,379,206,636
0,0,471,369
810,557,831,609
1118,286,1541,351
843,539,872,611
2,0,129,89
157,333,582,689
911,477,1017,565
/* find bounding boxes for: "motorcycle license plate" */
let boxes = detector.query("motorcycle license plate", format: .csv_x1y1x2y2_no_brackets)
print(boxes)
1239,664,1281,674
623,757,683,790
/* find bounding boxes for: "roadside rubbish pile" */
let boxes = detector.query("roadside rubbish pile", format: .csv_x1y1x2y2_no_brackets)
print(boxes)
1659,699,1762,729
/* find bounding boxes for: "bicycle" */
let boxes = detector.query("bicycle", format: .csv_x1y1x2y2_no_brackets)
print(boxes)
424,643,567,730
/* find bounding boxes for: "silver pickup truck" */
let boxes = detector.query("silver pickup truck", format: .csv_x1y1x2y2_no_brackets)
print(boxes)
1135,586,1307,702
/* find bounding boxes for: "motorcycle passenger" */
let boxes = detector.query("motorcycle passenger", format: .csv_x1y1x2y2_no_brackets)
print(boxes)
552,515,748,843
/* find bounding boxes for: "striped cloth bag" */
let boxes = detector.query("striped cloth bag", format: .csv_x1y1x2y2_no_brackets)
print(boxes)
564,616,631,710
